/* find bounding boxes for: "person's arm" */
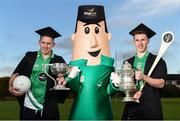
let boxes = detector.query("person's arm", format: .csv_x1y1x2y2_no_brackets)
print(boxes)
8,73,23,96
132,71,165,100
9,52,31,96
143,75,165,88
135,70,165,88
136,58,167,89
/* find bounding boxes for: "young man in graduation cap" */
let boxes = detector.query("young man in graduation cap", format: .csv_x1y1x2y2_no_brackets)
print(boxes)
121,23,167,120
8,27,68,120
59,5,120,120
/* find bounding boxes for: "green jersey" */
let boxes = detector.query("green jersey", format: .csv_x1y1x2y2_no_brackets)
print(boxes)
30,51,53,104
134,51,149,90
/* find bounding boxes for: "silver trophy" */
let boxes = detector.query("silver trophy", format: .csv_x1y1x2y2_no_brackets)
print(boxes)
43,63,70,90
118,61,136,102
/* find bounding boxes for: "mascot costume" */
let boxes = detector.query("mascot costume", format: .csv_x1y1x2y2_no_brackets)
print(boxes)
66,5,120,120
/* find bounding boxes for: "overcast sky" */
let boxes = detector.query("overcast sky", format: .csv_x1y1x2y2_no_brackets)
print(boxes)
0,0,180,77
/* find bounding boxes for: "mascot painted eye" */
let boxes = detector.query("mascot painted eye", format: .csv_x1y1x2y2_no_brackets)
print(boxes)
95,27,99,34
85,27,90,34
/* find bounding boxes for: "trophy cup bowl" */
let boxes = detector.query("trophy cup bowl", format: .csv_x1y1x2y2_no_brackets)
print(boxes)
50,63,69,77
43,63,70,90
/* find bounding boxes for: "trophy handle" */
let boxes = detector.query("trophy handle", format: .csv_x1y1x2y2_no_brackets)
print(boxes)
43,64,57,86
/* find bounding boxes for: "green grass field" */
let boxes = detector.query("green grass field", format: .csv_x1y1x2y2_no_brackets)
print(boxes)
0,98,180,120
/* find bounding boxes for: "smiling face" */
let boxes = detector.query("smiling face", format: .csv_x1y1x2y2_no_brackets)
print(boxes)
134,33,149,55
71,20,111,65
39,36,55,56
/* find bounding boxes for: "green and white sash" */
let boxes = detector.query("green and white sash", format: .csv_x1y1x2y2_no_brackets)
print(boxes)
27,90,43,110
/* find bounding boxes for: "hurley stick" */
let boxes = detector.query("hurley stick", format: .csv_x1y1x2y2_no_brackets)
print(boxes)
139,31,175,92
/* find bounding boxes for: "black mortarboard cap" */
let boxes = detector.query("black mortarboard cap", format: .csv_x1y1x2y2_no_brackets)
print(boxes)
77,5,105,23
129,23,156,38
35,26,61,39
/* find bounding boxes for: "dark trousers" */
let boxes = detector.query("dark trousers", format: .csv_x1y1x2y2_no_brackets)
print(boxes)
21,106,43,120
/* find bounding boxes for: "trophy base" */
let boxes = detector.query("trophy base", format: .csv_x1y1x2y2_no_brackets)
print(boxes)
50,88,70,103
50,85,70,91
122,97,139,103
50,87,70,91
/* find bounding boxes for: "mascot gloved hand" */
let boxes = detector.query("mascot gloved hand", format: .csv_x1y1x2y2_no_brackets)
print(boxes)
68,66,80,79
110,72,121,88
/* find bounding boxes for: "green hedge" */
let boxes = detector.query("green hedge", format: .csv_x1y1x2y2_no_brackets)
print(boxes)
162,85,180,97
0,77,13,99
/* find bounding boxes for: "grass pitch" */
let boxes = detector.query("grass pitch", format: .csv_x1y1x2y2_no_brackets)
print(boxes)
0,98,179,120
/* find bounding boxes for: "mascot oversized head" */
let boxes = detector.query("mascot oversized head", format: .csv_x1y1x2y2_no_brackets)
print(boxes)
71,5,112,65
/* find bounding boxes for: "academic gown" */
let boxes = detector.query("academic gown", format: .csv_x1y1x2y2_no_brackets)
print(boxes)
67,55,117,120
13,51,68,120
121,53,167,120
